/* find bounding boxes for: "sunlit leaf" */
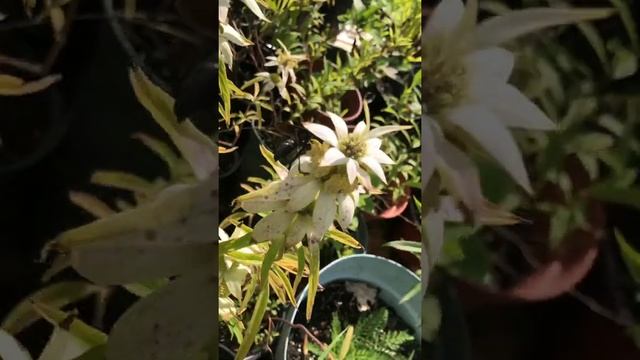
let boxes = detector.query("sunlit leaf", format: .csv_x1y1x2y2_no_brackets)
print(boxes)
0,74,61,96
2,282,100,335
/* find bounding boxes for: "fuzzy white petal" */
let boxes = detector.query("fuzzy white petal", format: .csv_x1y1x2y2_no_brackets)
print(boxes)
337,193,356,230
311,191,337,241
353,121,367,136
346,159,359,183
423,116,438,185
368,149,394,165
303,123,338,147
366,138,382,151
287,180,321,212
241,199,287,213
320,147,349,166
433,134,484,211
469,82,556,130
425,0,465,40
465,47,514,83
327,112,349,139
474,7,615,49
253,210,294,242
285,215,312,247
367,125,411,139
448,104,532,193
360,156,387,184
356,166,374,190
291,155,313,175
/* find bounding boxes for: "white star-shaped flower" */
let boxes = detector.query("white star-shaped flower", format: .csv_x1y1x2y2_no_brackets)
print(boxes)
424,0,612,193
303,112,410,188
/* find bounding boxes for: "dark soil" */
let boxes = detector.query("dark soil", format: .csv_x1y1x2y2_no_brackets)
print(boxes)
287,281,420,360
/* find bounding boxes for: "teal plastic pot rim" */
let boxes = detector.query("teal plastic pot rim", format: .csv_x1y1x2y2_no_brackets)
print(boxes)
275,254,421,359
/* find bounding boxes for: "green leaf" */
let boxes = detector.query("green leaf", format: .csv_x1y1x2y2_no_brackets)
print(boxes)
32,303,107,346
235,285,269,360
306,241,321,321
39,327,94,360
385,240,421,255
615,229,640,284
611,45,638,79
609,0,639,52
70,346,106,360
399,282,421,304
2,281,100,335
326,228,362,249
423,295,442,342
588,185,640,211
90,171,154,194
577,22,609,71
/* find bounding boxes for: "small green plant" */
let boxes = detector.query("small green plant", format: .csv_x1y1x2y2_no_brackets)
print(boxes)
308,308,415,360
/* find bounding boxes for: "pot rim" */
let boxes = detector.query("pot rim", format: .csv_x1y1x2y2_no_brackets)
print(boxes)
275,253,421,359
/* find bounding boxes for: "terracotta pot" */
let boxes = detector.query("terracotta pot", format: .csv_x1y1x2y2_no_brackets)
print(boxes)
365,186,411,220
459,155,606,304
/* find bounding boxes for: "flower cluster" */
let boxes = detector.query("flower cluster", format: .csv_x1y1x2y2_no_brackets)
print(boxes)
236,113,409,247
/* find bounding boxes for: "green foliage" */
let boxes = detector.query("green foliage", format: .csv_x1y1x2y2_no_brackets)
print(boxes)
309,308,415,360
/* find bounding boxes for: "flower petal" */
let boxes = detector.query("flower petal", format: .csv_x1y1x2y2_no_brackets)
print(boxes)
423,116,438,186
447,105,532,193
303,123,338,147
327,112,348,139
353,121,367,136
469,83,556,130
241,199,287,213
320,147,349,166
253,210,294,242
368,149,394,165
465,47,514,83
360,156,387,184
285,215,311,247
366,138,382,151
221,24,252,46
425,0,465,41
356,166,374,190
336,193,356,230
346,159,359,183
474,7,615,49
71,243,213,285
367,125,411,139
290,155,313,175
311,191,337,241
433,134,484,211
287,180,321,212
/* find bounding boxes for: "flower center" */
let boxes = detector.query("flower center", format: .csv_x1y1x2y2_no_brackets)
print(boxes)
424,47,467,116
324,173,356,193
339,135,367,159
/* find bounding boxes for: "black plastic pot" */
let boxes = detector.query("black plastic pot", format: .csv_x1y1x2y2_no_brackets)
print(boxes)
276,254,421,359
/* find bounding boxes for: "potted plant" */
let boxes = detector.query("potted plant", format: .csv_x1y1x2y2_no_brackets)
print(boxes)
275,254,421,359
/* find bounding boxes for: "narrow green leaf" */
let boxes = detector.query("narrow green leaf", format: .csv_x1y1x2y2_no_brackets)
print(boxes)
326,229,362,249
235,285,269,360
2,282,100,335
306,241,320,320
384,240,422,255
615,229,640,284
